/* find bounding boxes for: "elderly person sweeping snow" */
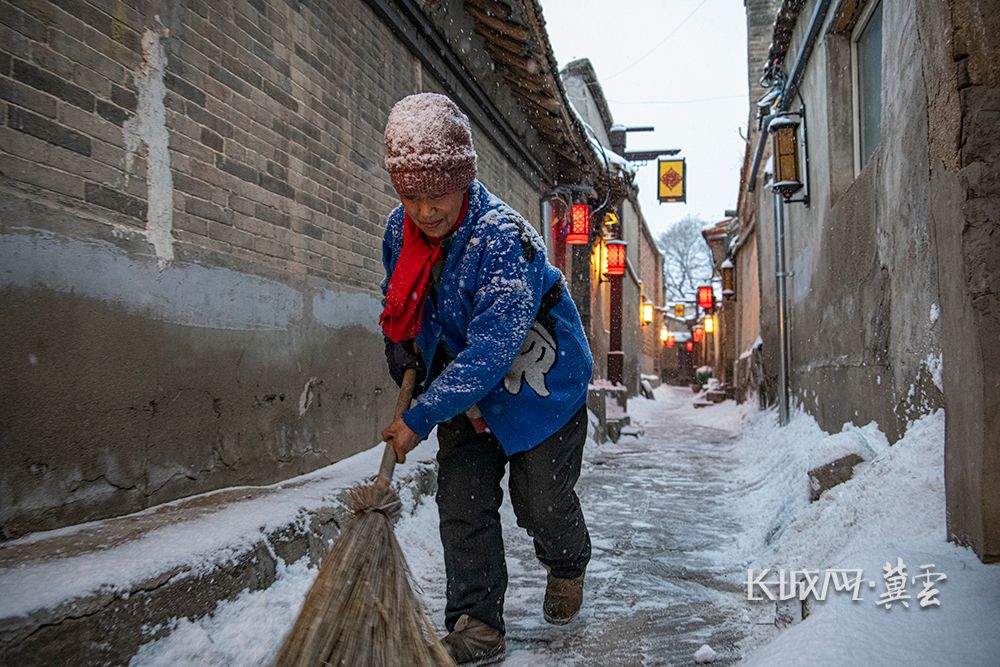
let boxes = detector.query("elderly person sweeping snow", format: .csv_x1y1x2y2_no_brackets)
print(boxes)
379,92,593,666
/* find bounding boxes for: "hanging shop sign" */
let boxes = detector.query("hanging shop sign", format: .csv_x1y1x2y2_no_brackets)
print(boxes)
657,158,686,203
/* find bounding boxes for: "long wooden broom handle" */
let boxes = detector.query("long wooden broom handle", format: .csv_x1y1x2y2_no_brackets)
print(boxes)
376,367,417,487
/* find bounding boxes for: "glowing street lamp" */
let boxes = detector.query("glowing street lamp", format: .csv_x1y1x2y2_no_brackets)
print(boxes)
642,302,654,325
769,114,803,200
704,315,715,334
659,326,669,342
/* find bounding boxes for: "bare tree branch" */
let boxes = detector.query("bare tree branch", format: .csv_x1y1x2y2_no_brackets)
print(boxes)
656,216,714,301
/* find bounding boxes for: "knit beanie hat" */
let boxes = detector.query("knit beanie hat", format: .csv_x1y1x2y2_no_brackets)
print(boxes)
384,93,478,197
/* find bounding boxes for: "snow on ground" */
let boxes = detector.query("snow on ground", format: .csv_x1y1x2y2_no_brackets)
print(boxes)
126,385,1000,666
133,385,758,666
726,407,1000,666
130,557,317,666
127,437,444,667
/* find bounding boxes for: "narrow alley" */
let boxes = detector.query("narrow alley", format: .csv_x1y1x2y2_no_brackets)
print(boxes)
3,0,998,664
496,388,751,665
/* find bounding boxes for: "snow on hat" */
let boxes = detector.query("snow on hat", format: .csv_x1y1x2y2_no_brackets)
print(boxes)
384,93,477,197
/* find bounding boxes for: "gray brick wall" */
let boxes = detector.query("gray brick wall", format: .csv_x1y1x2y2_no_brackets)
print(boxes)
746,0,783,104
1,0,405,289
0,0,546,537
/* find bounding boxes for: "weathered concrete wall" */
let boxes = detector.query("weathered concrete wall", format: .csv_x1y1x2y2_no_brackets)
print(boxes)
620,199,643,395
1,0,544,538
735,230,761,357
636,203,664,377
750,0,944,442
919,0,1000,562
1,198,391,536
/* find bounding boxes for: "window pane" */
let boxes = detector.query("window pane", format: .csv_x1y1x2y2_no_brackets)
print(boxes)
857,1,883,166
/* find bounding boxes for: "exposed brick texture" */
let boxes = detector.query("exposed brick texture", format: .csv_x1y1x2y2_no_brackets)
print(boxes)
0,0,535,291
0,0,545,535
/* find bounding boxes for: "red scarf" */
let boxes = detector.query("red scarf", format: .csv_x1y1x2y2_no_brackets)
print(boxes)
380,194,469,342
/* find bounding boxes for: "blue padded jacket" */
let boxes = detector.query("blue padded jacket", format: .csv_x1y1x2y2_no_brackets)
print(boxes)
381,180,593,456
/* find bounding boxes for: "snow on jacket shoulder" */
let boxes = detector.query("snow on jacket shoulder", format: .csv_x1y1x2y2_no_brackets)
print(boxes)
381,180,593,456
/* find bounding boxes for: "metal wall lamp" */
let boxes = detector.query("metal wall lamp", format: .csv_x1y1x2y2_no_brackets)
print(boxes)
768,107,811,207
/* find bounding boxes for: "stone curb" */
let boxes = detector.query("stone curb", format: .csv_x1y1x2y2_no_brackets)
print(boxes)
0,461,439,666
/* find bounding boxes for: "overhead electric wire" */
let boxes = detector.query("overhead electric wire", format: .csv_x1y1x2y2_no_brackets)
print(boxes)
605,0,710,80
608,94,746,105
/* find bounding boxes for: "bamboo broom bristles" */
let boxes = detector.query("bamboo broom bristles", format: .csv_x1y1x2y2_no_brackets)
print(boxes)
274,370,454,667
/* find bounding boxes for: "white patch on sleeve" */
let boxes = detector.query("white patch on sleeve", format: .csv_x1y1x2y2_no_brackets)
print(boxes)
504,322,556,397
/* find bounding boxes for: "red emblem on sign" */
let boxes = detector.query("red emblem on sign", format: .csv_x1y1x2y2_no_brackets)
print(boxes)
661,168,681,190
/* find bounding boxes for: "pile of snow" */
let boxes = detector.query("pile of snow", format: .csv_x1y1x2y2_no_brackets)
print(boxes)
129,557,317,666
805,428,883,471
725,408,1000,665
693,643,718,663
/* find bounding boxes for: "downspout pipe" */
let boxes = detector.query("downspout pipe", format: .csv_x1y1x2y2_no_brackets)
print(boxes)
773,190,791,425
779,0,834,113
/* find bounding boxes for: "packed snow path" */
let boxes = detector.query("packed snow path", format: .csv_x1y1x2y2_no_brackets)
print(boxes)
503,388,749,665
400,386,753,666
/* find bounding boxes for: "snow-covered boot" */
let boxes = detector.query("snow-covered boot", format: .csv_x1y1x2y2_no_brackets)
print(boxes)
441,614,506,666
543,571,585,624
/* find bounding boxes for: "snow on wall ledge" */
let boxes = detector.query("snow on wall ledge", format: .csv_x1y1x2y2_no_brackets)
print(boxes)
0,229,381,332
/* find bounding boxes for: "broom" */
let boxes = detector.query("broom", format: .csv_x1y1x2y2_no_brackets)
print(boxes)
275,368,455,667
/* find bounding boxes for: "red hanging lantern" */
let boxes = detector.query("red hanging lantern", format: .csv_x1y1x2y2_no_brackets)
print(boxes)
685,340,694,352
693,326,704,342
566,203,590,245
666,335,675,349
697,285,714,310
605,240,627,276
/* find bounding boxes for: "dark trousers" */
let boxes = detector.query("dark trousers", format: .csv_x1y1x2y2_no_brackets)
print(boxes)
435,404,591,635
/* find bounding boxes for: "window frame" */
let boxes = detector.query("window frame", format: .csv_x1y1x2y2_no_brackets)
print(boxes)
851,0,884,175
